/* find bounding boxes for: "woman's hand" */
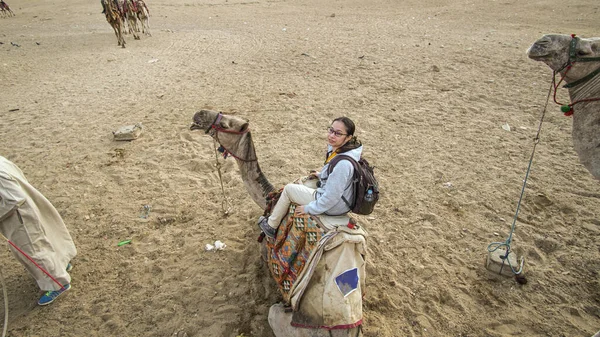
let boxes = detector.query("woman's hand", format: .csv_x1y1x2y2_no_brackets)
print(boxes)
308,170,320,180
295,205,306,215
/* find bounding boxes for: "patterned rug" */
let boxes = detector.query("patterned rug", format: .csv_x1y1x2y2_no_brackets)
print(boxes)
266,204,325,303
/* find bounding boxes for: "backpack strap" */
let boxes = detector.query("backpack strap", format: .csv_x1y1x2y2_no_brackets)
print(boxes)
327,155,359,209
327,155,358,175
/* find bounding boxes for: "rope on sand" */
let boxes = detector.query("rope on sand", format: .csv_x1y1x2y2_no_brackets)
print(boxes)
487,77,555,275
0,267,8,337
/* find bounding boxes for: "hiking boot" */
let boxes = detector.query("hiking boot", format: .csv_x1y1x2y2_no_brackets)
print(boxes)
258,216,276,239
38,284,71,306
66,263,73,272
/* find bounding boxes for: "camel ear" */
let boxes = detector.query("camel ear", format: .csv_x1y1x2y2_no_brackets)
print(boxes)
590,39,600,53
240,122,249,132
578,41,594,56
218,119,232,130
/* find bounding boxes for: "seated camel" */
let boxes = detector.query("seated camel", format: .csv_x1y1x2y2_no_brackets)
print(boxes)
527,34,600,180
190,110,366,337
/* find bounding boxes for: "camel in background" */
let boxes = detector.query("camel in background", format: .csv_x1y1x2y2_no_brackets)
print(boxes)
123,0,140,40
0,0,15,17
528,34,600,180
102,0,126,48
135,0,151,37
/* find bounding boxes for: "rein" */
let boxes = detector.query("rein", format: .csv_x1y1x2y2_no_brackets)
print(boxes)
212,137,233,215
553,34,600,115
204,112,255,215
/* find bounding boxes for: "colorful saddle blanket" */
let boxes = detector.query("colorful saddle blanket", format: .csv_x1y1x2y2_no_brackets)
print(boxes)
267,204,324,302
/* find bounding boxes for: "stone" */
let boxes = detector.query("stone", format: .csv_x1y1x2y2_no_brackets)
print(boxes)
113,123,143,141
485,247,521,277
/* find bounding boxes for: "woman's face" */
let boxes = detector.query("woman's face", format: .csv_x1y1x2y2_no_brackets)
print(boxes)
327,121,352,150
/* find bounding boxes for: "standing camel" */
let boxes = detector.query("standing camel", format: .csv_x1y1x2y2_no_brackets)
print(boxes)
190,110,365,337
122,0,140,40
135,0,151,37
527,34,600,180
102,0,126,48
0,0,15,17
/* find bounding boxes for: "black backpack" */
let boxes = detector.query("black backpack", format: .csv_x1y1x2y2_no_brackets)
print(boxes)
327,156,379,215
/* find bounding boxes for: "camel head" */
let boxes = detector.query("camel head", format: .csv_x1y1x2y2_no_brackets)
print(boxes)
190,110,275,208
190,109,249,135
527,34,600,84
528,35,600,180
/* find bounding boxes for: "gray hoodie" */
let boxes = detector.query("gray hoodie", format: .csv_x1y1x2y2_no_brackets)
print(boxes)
304,144,363,216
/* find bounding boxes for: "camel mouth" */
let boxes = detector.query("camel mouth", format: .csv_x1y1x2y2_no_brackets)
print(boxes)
527,52,552,61
190,122,204,131
526,45,551,60
190,110,216,131
528,54,551,61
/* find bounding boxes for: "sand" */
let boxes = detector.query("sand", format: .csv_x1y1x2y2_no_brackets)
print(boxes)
0,0,599,336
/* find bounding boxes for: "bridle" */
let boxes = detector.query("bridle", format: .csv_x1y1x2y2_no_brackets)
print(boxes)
553,34,600,115
198,112,256,215
203,112,256,162
204,112,249,135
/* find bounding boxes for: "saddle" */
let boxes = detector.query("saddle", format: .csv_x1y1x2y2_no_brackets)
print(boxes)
263,177,367,329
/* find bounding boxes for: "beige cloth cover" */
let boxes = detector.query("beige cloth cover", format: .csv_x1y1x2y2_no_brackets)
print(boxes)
290,225,367,329
0,156,77,291
268,224,367,336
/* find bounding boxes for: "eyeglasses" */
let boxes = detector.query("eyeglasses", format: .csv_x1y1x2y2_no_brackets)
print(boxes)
327,127,348,137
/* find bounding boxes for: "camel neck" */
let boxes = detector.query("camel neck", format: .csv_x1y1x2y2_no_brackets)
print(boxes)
235,159,276,210
570,69,600,102
217,131,276,210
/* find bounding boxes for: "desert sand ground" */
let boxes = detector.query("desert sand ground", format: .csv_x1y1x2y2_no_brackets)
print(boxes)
0,0,599,336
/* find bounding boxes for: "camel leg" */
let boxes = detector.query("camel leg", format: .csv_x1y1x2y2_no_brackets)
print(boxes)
117,24,126,48
139,18,147,36
122,17,129,34
144,16,151,36
111,25,120,45
128,16,139,39
129,15,136,35
111,23,125,48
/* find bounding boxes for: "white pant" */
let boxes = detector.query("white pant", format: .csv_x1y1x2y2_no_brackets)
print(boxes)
267,183,316,229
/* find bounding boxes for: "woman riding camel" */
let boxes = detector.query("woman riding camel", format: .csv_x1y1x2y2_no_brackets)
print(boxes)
258,117,362,238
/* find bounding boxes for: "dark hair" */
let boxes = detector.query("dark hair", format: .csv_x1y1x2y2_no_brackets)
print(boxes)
332,117,355,136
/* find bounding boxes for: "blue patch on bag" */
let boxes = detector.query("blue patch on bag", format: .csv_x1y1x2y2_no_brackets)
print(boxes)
335,268,359,297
